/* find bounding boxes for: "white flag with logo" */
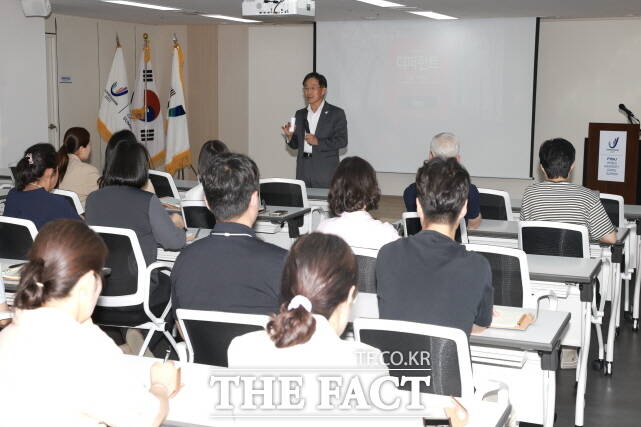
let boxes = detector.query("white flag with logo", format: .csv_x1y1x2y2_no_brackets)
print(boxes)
97,45,131,141
131,38,165,168
165,42,191,175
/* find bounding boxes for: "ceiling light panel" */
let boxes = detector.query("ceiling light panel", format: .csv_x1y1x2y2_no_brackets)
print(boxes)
101,1,180,11
354,0,405,8
201,14,261,23
410,11,458,20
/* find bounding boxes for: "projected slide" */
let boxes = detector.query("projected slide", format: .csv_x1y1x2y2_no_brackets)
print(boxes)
317,18,537,178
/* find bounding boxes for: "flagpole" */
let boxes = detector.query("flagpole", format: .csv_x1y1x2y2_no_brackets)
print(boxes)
143,33,149,163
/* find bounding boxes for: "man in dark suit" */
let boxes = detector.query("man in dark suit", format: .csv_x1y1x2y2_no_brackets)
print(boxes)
281,72,348,188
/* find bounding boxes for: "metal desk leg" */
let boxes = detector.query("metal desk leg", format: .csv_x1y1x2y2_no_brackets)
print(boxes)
604,265,622,375
543,370,556,427
576,301,591,427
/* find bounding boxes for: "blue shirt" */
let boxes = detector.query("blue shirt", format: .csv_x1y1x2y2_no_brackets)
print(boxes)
403,182,481,221
4,188,81,229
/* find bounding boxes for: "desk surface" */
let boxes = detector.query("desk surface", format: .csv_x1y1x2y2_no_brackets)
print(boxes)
175,179,198,191
469,219,518,239
470,219,628,245
257,206,311,222
527,254,601,284
471,307,570,353
123,356,510,427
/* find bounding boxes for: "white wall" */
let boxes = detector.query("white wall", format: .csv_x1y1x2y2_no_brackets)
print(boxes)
534,17,641,185
0,1,48,168
248,25,314,179
218,25,250,155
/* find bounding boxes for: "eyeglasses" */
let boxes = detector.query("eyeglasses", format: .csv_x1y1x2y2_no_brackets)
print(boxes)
303,86,322,92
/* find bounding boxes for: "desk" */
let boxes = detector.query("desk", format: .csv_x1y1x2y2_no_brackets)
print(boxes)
526,254,601,426
306,188,329,231
468,219,518,247
175,179,198,192
255,206,311,250
471,308,569,427
157,228,211,263
122,356,510,427
306,187,329,201
1,258,26,305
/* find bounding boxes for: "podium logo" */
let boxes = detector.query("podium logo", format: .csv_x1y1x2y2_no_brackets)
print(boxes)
609,137,620,149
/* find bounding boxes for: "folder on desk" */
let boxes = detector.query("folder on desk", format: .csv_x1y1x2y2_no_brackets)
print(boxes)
2,264,24,282
490,307,535,330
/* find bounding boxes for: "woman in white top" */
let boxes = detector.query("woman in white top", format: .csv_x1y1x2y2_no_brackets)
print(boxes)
229,232,383,368
0,219,180,427
57,127,100,207
184,139,229,201
316,156,399,250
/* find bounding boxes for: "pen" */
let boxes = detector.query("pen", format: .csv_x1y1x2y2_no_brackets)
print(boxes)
164,348,171,363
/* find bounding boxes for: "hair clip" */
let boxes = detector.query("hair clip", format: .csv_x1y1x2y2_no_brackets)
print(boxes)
35,281,44,288
287,295,312,312
25,153,34,165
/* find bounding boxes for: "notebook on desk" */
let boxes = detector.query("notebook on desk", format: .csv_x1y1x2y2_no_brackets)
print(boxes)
490,306,535,330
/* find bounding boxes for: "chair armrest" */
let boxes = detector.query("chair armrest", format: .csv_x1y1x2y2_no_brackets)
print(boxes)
175,341,188,363
474,379,509,406
142,261,174,323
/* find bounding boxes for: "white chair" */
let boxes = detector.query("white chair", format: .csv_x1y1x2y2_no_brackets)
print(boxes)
478,188,514,221
176,309,269,367
181,200,215,229
0,216,37,260
465,243,540,309
90,226,178,358
149,170,181,200
52,189,84,215
401,211,468,243
353,318,507,402
259,178,320,236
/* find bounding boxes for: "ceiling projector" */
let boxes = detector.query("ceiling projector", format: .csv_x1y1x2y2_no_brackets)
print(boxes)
242,0,315,19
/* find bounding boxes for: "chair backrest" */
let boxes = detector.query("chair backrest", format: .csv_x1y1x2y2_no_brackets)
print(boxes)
354,318,473,399
352,246,378,293
401,212,468,243
518,221,590,259
149,170,180,199
90,226,147,307
600,193,624,228
9,166,17,184
52,189,84,215
465,243,534,308
478,188,513,221
177,309,269,367
181,200,216,229
259,178,311,234
0,217,37,259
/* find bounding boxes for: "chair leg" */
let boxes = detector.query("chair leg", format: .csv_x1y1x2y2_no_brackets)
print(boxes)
139,329,155,357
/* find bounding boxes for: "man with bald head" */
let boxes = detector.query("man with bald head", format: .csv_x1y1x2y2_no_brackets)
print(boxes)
403,132,482,229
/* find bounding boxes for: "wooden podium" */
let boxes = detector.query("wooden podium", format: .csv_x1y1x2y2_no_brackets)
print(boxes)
583,123,640,204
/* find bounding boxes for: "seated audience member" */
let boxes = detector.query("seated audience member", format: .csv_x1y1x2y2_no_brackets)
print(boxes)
171,153,287,315
520,138,616,244
0,219,180,426
403,132,482,229
5,143,81,229
377,157,493,336
183,139,229,201
229,232,382,367
86,131,186,310
57,126,100,207
316,156,399,250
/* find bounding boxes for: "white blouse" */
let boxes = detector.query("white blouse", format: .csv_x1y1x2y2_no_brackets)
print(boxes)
316,210,400,251
0,307,159,427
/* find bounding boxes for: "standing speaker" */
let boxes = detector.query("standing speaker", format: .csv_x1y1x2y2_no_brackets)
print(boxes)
20,0,52,17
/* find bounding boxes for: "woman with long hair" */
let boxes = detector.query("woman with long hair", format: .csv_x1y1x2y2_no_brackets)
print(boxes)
57,127,99,206
4,143,80,228
0,219,180,426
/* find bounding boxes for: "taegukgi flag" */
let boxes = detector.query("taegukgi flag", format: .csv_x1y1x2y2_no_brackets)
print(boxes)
131,34,165,168
97,44,131,141
165,40,192,175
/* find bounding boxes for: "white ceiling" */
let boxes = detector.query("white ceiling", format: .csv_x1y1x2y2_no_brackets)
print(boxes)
51,0,641,25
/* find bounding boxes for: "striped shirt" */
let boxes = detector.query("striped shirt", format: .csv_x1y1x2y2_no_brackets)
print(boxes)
519,181,615,240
